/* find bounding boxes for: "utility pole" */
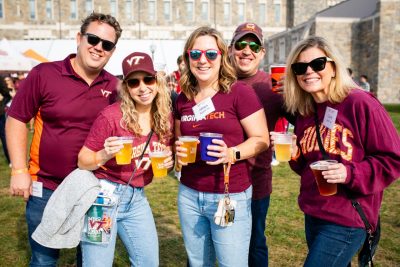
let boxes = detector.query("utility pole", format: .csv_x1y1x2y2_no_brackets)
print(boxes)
138,0,142,39
58,0,62,39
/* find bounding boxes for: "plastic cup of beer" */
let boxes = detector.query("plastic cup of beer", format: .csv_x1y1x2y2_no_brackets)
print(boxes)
273,132,293,162
270,65,286,93
199,133,223,161
115,137,134,165
178,136,198,163
310,160,338,196
149,151,169,178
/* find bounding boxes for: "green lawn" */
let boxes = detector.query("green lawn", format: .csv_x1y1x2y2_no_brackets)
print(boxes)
0,105,398,266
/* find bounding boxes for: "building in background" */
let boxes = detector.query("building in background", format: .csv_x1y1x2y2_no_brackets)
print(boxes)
0,0,398,103
267,0,399,103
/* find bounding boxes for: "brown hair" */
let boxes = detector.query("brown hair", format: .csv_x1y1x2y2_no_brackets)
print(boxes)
80,12,122,44
180,26,237,100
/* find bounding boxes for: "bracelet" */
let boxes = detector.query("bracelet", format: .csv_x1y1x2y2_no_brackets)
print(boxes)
94,153,107,170
11,168,29,176
228,148,236,164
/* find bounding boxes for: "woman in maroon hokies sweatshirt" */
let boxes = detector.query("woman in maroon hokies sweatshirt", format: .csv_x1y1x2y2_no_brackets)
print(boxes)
279,36,400,267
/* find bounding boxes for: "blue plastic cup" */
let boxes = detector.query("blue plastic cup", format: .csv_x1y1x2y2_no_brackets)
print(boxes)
199,132,223,161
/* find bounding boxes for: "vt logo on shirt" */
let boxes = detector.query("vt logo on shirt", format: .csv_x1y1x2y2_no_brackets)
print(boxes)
101,89,112,98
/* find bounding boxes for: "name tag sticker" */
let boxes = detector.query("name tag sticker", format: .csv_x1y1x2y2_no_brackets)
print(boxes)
323,107,338,129
32,181,43,198
192,97,215,121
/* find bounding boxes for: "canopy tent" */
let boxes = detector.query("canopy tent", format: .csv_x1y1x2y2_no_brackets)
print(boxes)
0,38,39,72
23,49,49,63
9,39,185,76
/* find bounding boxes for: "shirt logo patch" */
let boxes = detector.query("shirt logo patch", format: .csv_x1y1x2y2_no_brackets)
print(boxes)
101,89,112,98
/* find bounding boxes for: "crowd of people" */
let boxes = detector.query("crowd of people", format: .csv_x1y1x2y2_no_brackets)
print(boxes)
5,11,400,267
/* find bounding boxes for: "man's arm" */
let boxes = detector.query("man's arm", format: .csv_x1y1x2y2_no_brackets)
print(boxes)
6,116,31,201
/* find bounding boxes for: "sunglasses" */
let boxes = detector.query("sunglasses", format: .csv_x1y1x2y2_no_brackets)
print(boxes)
83,33,116,52
291,57,334,75
187,49,221,61
125,76,156,88
234,41,262,53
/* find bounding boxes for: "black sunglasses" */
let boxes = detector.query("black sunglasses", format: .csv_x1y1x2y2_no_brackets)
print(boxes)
234,41,262,53
125,76,156,88
187,49,221,61
83,33,116,52
291,57,334,75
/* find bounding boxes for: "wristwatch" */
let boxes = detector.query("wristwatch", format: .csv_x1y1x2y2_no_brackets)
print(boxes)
232,147,240,161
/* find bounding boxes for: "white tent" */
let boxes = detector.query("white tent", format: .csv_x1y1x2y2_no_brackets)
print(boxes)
10,39,186,76
0,38,40,72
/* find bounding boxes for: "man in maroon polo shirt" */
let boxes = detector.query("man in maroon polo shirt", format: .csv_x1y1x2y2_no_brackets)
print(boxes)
229,22,294,267
6,12,122,266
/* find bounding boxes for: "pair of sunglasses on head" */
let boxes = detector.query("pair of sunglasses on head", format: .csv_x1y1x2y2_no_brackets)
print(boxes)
291,57,334,75
83,33,116,52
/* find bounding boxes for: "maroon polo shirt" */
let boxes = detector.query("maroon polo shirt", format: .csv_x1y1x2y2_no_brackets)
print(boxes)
8,54,118,190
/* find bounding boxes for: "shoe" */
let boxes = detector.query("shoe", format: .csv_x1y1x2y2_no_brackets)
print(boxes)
271,159,280,166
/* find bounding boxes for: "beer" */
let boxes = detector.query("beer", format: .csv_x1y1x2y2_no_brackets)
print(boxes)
273,132,292,162
310,160,338,196
275,143,291,161
116,137,133,165
149,151,168,178
179,136,198,163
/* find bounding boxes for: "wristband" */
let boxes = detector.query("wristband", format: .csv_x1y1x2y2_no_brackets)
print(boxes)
11,168,29,176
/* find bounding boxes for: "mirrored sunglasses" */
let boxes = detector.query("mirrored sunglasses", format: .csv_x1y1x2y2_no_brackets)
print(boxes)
125,76,156,88
291,57,334,75
234,41,262,53
187,49,221,61
83,33,116,52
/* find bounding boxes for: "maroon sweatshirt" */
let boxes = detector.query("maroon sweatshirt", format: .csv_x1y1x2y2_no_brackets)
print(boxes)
290,89,400,231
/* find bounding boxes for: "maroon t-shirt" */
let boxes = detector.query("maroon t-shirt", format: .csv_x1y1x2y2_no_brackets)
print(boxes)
239,70,289,199
7,54,118,190
84,103,174,187
176,81,263,193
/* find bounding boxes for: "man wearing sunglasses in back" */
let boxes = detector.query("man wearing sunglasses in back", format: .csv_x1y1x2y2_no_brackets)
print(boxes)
229,22,294,267
6,12,122,266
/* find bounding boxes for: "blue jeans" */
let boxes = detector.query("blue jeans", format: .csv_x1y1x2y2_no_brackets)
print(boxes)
26,188,82,267
249,196,270,267
304,215,366,267
178,184,252,267
26,188,59,267
81,181,158,267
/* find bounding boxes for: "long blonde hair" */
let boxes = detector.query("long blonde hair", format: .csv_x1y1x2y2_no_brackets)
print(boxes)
180,26,237,100
284,36,358,116
119,75,172,142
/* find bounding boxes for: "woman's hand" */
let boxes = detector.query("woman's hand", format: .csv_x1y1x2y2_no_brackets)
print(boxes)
103,136,124,157
163,150,174,170
175,139,189,166
206,138,230,165
322,163,347,184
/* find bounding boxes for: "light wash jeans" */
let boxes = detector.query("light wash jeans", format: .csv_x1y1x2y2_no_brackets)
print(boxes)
178,183,252,267
81,180,158,267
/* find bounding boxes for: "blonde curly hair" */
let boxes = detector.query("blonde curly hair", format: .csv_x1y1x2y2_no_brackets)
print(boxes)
118,74,172,142
180,26,237,100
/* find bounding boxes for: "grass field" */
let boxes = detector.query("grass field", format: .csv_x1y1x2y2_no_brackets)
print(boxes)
0,105,398,266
